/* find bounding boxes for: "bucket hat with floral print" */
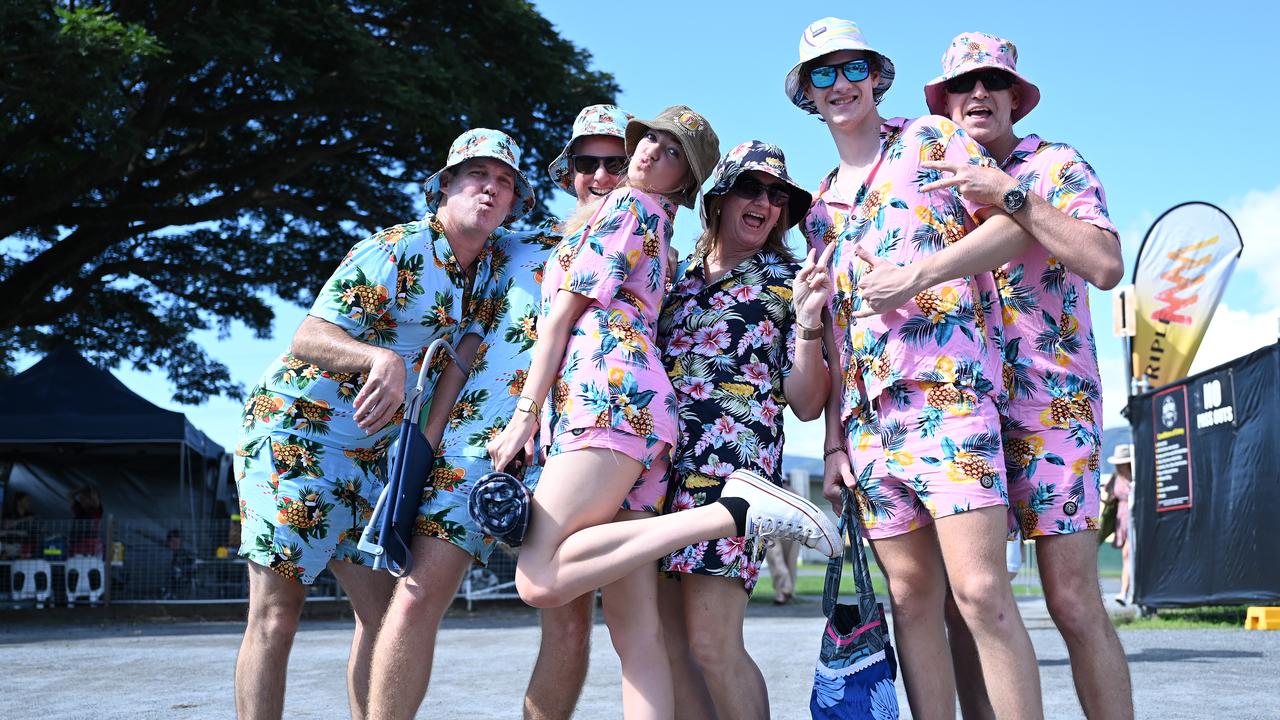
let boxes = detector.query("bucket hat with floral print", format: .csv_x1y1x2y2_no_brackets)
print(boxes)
924,32,1041,123
424,128,535,226
700,140,812,230
547,104,633,195
784,17,896,114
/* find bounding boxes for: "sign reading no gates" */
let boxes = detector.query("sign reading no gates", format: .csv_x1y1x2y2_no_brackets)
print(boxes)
1129,343,1280,608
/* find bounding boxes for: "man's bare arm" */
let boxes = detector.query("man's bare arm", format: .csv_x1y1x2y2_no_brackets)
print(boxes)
420,333,483,449
290,315,405,434
919,160,1123,289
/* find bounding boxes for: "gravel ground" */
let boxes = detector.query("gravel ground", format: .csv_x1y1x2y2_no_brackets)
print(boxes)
2,584,1277,719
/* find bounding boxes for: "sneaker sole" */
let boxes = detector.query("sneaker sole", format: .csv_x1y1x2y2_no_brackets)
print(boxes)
728,469,843,557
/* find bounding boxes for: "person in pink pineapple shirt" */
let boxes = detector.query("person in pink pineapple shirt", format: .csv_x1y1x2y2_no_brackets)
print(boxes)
788,16,1045,719
860,31,1132,719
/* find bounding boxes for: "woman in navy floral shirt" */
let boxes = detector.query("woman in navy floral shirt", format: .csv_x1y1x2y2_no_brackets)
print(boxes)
657,141,834,720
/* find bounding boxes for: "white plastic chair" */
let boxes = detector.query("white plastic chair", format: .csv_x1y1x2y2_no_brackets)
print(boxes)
11,559,52,607
65,555,105,606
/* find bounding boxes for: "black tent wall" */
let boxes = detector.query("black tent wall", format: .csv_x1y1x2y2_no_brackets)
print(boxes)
1128,342,1280,607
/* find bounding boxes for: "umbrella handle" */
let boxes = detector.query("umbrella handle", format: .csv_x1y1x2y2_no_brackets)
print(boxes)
357,487,393,560
404,338,467,427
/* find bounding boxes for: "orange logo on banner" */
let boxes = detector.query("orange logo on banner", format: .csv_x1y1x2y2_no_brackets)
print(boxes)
1151,236,1219,326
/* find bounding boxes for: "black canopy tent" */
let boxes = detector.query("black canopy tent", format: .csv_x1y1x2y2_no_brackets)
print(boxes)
0,346,233,550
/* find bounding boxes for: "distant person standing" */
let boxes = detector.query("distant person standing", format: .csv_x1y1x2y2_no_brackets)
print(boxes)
1104,444,1133,605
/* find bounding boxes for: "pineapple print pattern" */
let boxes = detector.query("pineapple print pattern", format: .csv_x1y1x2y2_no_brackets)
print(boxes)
836,379,1010,541
993,134,1116,432
1003,421,1102,539
802,116,1002,422
234,210,508,583
537,188,679,451
412,220,560,565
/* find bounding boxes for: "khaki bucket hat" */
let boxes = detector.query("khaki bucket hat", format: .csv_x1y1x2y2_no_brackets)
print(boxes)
625,105,720,208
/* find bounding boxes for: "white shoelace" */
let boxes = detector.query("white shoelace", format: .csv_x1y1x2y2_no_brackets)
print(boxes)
750,515,820,563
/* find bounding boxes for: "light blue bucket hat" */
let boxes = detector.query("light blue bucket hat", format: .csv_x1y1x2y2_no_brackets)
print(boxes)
784,17,896,114
547,104,633,195
424,128,535,225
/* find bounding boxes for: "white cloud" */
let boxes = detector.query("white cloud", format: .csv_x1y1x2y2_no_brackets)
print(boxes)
1188,302,1280,374
1227,185,1280,302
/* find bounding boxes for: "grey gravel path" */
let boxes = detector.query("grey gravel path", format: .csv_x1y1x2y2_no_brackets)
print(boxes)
2,587,1277,719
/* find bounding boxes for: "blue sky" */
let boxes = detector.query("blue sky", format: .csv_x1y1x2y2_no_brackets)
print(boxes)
27,1,1279,460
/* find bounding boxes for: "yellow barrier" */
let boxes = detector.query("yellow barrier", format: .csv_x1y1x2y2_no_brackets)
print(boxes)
1245,607,1280,630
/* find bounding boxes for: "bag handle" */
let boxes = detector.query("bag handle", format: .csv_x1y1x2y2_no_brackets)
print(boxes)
821,488,882,622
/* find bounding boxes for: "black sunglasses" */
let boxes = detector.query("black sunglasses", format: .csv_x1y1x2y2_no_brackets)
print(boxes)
944,69,1016,95
730,177,790,208
571,154,628,176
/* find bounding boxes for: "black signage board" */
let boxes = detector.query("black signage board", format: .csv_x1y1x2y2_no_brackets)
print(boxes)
1151,386,1193,512
1128,343,1280,608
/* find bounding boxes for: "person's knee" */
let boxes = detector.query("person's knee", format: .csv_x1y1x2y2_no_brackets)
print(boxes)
884,568,945,622
950,571,1014,629
384,575,456,627
686,623,739,671
247,586,305,640
517,572,569,609
1045,585,1107,640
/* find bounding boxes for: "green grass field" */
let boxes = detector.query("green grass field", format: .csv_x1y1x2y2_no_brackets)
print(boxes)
1113,605,1251,630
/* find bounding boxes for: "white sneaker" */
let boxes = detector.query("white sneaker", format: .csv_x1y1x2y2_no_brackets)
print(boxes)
721,469,843,558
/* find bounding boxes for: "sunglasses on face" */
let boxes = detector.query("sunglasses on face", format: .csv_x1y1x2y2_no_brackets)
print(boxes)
571,154,628,176
808,59,871,89
944,69,1015,94
730,177,790,207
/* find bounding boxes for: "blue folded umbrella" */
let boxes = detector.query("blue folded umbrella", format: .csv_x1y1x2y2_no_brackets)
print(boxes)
358,338,463,576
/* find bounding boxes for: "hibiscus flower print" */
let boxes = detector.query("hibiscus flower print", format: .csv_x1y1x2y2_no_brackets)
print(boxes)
742,361,772,389
699,459,735,478
667,329,695,355
678,376,713,400
707,292,733,311
692,321,732,355
670,489,698,512
728,284,759,302
709,415,745,443
716,535,747,565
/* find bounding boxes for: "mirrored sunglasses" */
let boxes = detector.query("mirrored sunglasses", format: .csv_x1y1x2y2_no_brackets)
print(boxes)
809,59,871,89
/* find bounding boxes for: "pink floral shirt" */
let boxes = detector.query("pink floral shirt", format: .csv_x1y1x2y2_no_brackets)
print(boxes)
802,116,1003,420
996,135,1118,429
540,188,678,449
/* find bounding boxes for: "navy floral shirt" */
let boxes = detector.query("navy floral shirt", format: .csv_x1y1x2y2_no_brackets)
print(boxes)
659,250,800,490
